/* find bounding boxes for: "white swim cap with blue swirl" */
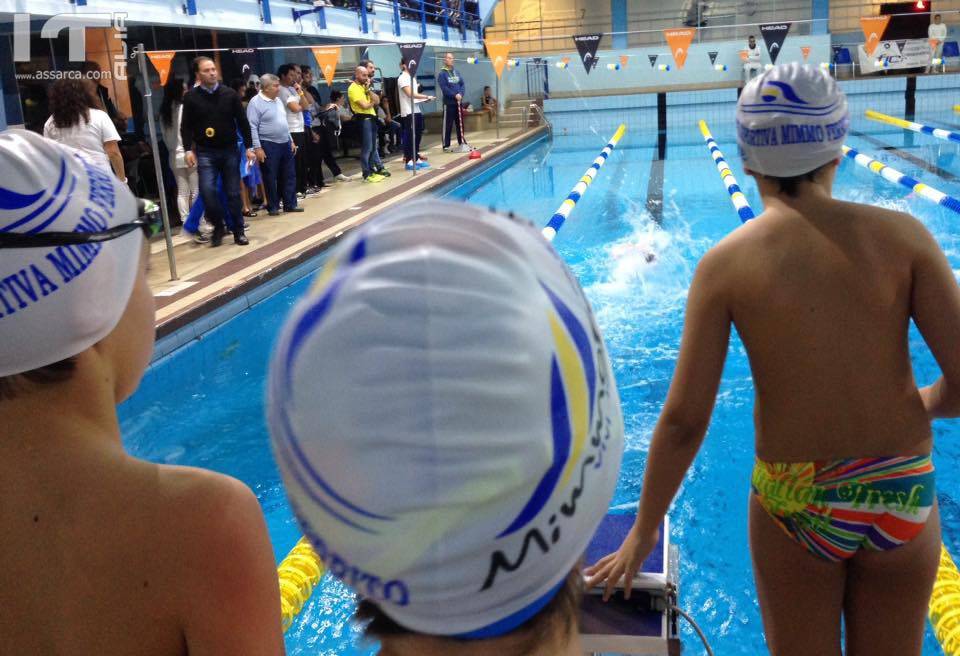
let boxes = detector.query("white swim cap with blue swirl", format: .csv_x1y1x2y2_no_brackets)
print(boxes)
0,130,141,377
736,62,849,178
267,198,624,638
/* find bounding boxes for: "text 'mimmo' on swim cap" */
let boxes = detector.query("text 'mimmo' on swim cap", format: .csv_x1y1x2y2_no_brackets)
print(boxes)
267,198,624,638
0,130,141,377
736,62,849,178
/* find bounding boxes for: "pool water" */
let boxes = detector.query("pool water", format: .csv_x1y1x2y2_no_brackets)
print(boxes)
120,93,960,654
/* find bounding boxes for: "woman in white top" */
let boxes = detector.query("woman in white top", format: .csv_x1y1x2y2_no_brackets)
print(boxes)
43,79,125,181
160,78,200,223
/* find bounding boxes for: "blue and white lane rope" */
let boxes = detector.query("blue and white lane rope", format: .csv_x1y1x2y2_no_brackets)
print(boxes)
865,110,960,145
542,123,627,241
698,120,756,223
842,145,960,215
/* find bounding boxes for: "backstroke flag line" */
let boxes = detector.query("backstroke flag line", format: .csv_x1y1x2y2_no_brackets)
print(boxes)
485,38,512,78
147,51,174,86
760,22,791,64
664,28,695,69
399,42,426,76
573,33,603,74
311,47,340,86
860,16,891,56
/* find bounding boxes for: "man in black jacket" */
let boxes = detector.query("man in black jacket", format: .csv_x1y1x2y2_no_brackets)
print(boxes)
181,56,257,246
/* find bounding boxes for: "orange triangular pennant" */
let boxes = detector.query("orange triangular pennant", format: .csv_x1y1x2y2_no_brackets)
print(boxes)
860,16,891,56
147,51,175,87
619,55,629,68
311,47,340,86
486,38,512,79
930,38,941,50
663,28,696,69
801,46,811,61
739,49,749,62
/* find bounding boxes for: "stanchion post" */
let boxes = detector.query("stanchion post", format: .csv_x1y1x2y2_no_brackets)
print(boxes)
496,76,501,140
136,44,178,281
410,71,417,176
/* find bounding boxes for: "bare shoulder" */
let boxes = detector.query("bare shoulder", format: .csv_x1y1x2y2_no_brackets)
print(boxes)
835,198,934,246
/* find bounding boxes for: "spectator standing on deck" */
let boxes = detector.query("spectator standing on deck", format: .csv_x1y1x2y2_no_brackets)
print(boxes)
81,60,127,132
247,74,302,217
928,14,948,73
300,65,328,192
44,78,126,183
439,52,471,153
377,97,402,155
277,64,311,199
398,57,434,171
159,77,201,232
180,56,255,247
313,91,352,183
744,34,763,81
348,65,386,183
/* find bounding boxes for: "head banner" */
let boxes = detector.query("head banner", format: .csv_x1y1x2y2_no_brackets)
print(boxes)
760,22,792,64
648,54,658,67
486,38,512,78
663,28,695,68
573,34,603,74
860,16,891,56
147,51,175,87
708,51,719,65
399,42,426,77
231,48,257,84
311,47,340,86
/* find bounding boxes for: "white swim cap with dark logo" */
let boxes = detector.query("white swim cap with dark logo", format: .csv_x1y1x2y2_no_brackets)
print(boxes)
268,198,624,637
0,130,141,377
736,62,849,177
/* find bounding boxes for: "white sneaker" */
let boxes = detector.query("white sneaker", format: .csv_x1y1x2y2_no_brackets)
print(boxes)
335,173,351,182
456,144,472,153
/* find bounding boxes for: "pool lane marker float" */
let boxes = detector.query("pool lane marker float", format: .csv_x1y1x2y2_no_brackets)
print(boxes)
277,536,325,632
931,545,960,654
841,145,960,215
954,105,960,113
542,123,627,241
865,110,960,145
697,120,756,223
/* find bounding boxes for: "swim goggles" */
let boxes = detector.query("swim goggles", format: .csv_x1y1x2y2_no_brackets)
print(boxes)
0,199,162,249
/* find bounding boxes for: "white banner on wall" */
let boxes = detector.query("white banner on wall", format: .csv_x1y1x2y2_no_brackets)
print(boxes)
858,39,932,73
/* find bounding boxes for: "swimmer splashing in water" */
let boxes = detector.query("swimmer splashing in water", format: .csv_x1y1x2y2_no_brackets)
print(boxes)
586,63,960,655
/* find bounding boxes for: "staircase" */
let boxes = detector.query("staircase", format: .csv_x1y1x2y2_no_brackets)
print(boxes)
499,96,540,130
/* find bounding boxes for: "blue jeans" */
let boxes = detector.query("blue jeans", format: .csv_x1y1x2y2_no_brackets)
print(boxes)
183,176,239,234
359,118,381,177
197,146,243,234
260,139,297,212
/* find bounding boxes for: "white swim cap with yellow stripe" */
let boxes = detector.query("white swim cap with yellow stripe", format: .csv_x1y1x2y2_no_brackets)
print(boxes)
267,198,623,638
736,62,849,177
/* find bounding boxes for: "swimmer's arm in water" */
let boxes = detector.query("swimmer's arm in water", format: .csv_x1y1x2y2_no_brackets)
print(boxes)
909,217,960,419
585,249,731,601
171,470,286,656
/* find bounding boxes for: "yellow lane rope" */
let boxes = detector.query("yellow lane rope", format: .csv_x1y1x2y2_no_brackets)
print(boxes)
277,536,326,632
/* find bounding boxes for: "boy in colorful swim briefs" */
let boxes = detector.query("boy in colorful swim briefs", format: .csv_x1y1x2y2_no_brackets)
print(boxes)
586,63,960,655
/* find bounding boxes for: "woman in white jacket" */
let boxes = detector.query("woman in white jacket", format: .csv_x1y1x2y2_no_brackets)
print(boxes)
159,78,199,223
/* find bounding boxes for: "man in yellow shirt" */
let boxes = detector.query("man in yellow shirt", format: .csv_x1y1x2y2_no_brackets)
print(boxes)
348,66,387,182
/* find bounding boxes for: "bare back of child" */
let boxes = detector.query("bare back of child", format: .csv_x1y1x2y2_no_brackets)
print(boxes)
0,131,284,656
586,65,960,655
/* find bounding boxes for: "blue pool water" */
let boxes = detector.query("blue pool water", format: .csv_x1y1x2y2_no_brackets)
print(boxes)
120,90,960,654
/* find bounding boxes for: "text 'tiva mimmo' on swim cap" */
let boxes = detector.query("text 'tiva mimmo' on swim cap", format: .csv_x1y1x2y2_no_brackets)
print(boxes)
267,198,624,638
0,130,141,377
736,62,849,178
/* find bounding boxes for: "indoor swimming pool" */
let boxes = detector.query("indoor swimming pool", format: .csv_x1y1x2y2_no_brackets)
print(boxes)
120,88,960,654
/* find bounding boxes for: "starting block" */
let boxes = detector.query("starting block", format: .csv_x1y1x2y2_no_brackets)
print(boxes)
581,514,680,655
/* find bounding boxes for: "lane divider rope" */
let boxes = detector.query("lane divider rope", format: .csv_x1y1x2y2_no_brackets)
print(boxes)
277,536,326,632
842,144,960,215
698,120,755,223
542,123,627,241
865,109,960,145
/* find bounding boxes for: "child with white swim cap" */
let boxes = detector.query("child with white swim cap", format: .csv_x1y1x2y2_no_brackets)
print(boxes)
587,63,960,654
267,198,624,654
0,131,283,655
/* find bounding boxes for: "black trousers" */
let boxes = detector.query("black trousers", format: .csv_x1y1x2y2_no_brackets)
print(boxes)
313,127,342,177
443,102,465,147
401,113,424,163
291,130,308,193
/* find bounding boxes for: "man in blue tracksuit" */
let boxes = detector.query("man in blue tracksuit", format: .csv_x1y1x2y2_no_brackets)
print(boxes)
438,52,471,153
